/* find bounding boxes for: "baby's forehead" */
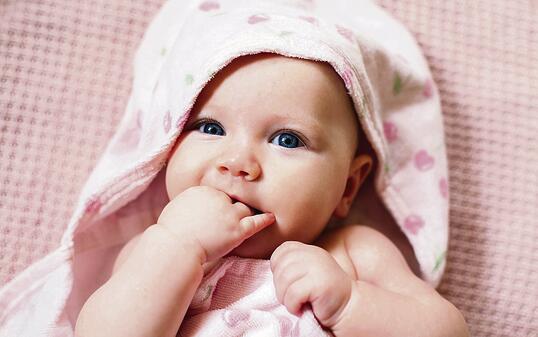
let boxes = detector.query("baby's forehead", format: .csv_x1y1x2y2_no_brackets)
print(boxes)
203,54,353,117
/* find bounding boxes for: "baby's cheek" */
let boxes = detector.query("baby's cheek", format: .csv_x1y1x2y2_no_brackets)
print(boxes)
285,189,335,240
166,146,209,196
165,162,198,199
282,162,341,214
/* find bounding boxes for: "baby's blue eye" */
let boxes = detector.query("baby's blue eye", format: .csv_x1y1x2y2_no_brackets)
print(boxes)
271,132,304,148
198,122,225,136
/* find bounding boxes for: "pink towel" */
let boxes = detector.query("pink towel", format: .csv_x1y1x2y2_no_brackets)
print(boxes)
180,257,330,337
0,0,448,335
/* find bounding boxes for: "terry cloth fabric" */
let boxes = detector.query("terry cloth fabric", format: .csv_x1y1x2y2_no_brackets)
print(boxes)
0,0,448,335
181,257,331,337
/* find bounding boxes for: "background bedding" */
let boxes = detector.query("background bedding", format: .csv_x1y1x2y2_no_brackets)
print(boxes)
0,1,536,336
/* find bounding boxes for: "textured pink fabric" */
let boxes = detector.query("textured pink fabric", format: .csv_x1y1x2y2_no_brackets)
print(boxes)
0,1,536,337
0,0,162,282
181,257,330,337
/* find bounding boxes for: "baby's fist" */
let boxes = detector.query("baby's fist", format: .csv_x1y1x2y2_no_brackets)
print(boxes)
157,186,275,263
270,241,353,328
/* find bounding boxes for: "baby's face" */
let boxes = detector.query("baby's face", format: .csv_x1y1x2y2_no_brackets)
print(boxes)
166,54,367,258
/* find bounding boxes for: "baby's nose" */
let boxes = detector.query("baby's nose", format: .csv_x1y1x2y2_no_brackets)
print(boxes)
217,152,261,181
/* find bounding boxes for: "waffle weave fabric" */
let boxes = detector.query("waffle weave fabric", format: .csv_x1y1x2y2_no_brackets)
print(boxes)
0,1,536,336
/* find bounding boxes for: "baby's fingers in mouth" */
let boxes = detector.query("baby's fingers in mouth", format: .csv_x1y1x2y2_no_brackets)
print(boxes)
231,198,263,215
243,212,276,233
250,206,263,215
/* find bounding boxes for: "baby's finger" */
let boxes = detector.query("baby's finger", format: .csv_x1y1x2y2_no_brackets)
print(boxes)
238,213,275,238
232,201,252,216
270,241,304,269
273,263,307,305
281,276,311,315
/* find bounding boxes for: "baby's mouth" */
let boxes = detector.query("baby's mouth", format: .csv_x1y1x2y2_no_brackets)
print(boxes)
250,207,262,215
231,198,262,215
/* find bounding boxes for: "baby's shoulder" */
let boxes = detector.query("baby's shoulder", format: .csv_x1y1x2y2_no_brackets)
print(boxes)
316,225,414,283
316,224,392,255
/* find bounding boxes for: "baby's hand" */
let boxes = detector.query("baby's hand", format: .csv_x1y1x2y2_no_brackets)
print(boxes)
270,241,353,328
157,186,275,263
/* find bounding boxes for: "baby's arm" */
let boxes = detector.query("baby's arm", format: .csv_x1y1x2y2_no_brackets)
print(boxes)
75,225,204,337
75,186,275,337
323,226,469,337
271,225,469,337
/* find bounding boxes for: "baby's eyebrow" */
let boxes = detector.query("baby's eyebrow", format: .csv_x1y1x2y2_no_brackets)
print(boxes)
295,117,324,136
266,113,326,140
280,112,325,135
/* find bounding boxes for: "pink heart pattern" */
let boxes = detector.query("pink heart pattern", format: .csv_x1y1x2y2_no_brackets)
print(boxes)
85,197,102,214
248,14,270,25
383,121,398,143
404,215,424,235
278,315,301,337
414,149,435,171
163,110,171,134
298,16,318,25
136,108,143,129
116,127,141,152
223,309,250,328
439,177,449,199
198,1,220,12
335,24,355,43
423,78,434,98
112,110,142,154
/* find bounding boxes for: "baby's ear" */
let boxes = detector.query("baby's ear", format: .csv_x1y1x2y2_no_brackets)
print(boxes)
333,154,373,218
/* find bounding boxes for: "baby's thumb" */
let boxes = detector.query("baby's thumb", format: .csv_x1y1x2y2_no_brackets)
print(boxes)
239,213,276,238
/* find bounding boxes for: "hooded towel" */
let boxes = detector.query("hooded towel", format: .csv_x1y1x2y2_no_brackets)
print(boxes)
0,0,449,335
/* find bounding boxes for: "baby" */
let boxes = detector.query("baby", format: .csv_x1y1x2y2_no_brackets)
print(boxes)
75,53,469,336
